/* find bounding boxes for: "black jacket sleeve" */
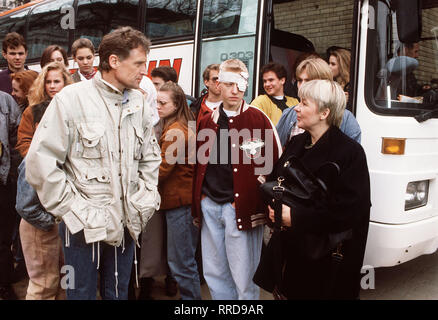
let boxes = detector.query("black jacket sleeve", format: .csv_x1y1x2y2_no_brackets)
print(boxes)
291,146,370,235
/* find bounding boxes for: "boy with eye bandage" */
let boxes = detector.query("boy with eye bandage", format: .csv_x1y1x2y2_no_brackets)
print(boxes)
192,59,282,300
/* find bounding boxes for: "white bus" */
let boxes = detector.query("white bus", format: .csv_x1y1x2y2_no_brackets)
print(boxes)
1,0,437,268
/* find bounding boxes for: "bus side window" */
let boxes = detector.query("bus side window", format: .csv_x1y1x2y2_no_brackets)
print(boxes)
26,0,73,62
75,0,140,50
145,0,196,42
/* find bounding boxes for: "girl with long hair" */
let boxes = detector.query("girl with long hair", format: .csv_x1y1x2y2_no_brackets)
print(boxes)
15,62,72,300
155,81,200,300
16,62,72,157
329,48,351,90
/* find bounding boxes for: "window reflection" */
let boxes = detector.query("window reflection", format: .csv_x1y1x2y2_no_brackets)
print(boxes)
145,0,196,41
26,0,72,61
75,0,139,50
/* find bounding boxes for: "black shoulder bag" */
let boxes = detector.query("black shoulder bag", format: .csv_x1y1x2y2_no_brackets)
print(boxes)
253,155,351,298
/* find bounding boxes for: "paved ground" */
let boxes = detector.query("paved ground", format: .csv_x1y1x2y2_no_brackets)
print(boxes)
12,250,438,300
12,275,272,300
360,250,438,300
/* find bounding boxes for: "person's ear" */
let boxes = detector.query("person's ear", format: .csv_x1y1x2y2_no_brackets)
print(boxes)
108,54,119,69
320,108,330,121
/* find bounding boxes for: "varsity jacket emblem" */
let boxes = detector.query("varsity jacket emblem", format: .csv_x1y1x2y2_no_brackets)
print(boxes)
240,138,265,159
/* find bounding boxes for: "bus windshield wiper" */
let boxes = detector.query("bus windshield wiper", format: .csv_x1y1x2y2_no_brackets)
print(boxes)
415,107,438,123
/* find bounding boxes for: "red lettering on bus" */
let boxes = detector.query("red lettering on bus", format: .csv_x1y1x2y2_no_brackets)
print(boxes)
171,58,182,81
147,58,183,81
147,60,158,78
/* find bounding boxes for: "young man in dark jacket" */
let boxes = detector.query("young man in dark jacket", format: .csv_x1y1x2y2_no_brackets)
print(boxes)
192,59,282,299
0,33,28,95
190,64,222,124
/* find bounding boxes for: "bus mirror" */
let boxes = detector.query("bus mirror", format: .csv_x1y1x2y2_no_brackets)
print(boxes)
393,0,422,43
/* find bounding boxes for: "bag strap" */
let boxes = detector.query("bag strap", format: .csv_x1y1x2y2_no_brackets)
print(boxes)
272,177,285,232
271,176,286,292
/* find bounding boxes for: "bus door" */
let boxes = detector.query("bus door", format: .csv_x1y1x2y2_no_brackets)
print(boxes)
258,0,355,99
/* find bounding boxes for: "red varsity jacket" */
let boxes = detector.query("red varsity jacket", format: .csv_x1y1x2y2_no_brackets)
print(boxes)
192,101,282,231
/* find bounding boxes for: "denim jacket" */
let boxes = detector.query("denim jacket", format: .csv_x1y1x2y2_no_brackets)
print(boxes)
16,159,55,231
276,105,362,148
0,91,20,185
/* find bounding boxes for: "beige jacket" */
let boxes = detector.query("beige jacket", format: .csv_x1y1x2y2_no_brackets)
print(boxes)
26,72,162,246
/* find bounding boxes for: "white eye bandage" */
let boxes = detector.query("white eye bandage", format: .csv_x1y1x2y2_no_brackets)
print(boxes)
218,71,249,92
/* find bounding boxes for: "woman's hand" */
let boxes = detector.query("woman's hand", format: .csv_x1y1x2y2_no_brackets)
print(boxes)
268,204,292,227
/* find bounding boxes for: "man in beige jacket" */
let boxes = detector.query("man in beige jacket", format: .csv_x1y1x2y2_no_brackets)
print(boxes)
26,27,161,300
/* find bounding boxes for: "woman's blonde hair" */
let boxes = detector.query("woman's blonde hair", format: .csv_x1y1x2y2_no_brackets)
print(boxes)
28,62,73,107
330,48,350,89
298,79,346,127
296,58,333,81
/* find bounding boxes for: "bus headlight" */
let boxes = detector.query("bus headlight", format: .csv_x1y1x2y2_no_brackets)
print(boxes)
405,180,429,211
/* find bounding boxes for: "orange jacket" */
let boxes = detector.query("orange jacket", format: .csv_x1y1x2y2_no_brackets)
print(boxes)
158,120,194,210
16,106,37,158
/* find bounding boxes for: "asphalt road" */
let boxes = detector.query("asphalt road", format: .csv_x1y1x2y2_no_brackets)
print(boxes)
12,250,438,300
360,250,438,300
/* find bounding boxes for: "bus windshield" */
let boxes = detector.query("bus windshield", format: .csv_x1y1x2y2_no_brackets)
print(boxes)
366,0,438,118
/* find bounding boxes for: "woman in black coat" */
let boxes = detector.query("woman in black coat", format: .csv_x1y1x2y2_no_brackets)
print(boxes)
258,79,371,299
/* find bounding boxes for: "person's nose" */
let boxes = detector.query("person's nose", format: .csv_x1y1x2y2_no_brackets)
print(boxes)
231,83,238,94
140,63,147,76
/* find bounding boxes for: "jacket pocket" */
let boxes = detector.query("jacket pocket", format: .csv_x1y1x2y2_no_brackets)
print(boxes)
79,167,113,201
129,179,161,229
150,135,160,157
71,200,108,244
78,122,105,159
133,125,144,160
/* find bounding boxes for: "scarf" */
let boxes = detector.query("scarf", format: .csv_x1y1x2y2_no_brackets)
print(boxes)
82,69,97,80
267,94,289,112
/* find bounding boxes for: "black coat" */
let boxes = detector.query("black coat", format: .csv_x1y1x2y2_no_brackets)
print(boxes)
266,126,371,299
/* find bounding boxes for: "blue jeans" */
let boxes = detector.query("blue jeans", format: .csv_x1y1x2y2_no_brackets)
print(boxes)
166,205,201,300
200,197,263,300
59,222,135,300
